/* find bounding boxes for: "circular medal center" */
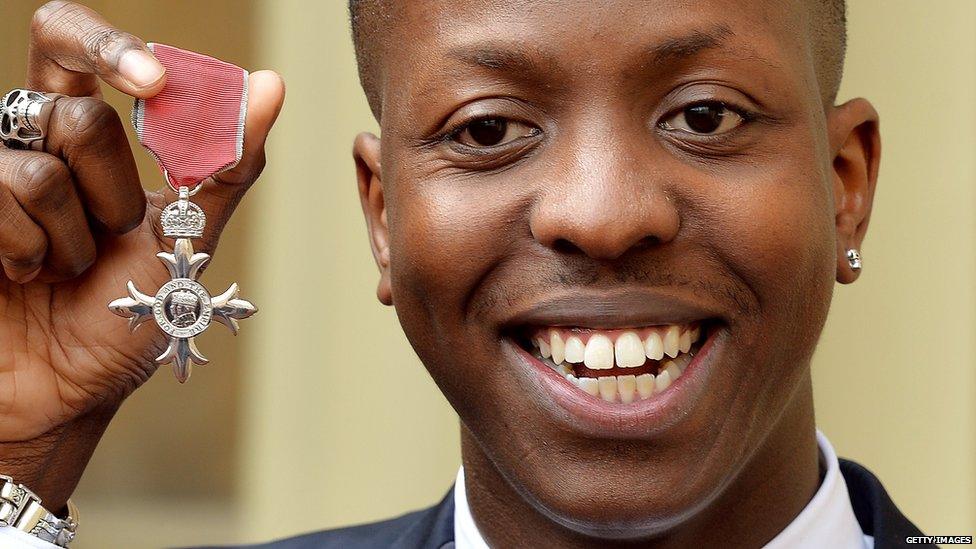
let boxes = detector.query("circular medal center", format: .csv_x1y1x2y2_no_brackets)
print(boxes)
165,290,202,328
153,279,213,338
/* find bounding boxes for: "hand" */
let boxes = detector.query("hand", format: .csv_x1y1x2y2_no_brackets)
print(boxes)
0,1,284,506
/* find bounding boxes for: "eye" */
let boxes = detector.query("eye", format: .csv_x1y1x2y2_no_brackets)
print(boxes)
453,117,538,148
660,102,745,135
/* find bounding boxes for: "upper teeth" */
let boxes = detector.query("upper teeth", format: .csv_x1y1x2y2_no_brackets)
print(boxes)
530,324,702,403
583,334,614,369
565,336,585,363
614,332,645,368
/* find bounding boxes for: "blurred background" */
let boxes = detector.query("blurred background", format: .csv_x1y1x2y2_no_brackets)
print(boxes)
0,0,973,547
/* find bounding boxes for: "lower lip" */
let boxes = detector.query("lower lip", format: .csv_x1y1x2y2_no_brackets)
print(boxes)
509,328,723,440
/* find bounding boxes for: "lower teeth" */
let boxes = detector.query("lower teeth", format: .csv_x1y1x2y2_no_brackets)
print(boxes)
534,346,698,404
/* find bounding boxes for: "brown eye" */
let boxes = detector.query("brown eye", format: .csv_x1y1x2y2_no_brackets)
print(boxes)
455,118,537,148
661,102,744,135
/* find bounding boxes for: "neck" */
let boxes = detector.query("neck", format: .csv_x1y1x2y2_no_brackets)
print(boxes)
461,378,819,548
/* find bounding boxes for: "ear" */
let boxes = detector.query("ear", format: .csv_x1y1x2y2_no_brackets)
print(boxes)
354,132,393,305
827,98,881,284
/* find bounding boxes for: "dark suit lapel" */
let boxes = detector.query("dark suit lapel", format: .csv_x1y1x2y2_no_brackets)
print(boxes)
391,487,456,549
266,461,924,549
839,459,933,548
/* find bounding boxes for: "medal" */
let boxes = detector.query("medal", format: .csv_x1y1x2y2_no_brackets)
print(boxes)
109,44,256,383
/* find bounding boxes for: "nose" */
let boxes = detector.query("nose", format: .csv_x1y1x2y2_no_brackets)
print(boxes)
529,132,680,261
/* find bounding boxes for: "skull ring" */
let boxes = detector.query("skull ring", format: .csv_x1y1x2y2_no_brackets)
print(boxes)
0,89,63,151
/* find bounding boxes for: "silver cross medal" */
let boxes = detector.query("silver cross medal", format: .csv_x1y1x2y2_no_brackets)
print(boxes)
108,186,257,382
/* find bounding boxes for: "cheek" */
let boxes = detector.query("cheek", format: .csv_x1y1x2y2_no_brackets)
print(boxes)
385,173,538,432
697,140,837,358
385,172,528,391
390,180,519,318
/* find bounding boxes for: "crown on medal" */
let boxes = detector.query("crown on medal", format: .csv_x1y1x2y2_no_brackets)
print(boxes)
161,200,206,238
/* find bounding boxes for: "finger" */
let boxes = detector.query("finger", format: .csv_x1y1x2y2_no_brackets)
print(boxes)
187,70,285,247
0,150,95,281
212,71,286,187
27,1,166,98
45,97,145,234
0,161,49,283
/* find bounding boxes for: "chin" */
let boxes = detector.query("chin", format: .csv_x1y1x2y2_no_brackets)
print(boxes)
505,450,732,541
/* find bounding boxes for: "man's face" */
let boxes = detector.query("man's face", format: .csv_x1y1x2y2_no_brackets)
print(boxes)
359,0,871,538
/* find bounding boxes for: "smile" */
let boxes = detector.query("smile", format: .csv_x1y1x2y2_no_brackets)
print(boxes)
521,325,705,404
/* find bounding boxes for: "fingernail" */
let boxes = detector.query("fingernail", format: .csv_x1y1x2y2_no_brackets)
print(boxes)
119,50,165,89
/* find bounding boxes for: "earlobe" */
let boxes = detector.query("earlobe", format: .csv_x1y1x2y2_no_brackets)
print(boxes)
376,241,392,305
827,98,881,284
353,132,393,305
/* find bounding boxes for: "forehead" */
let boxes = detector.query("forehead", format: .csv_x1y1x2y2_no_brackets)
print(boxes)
391,0,806,41
377,0,817,121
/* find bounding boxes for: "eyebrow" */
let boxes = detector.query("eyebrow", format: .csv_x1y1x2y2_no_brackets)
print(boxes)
447,46,549,75
446,24,737,75
647,25,735,65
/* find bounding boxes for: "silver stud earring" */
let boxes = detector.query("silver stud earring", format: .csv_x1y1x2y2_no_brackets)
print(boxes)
846,248,862,271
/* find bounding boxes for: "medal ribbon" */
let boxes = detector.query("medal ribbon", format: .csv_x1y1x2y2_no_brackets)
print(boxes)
132,43,248,190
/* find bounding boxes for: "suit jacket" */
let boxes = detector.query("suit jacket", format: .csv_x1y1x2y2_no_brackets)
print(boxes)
203,459,929,549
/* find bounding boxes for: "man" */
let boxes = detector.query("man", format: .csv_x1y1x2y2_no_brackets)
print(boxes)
0,0,928,547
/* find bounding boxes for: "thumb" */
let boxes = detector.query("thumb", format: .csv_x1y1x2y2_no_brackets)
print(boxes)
174,70,286,251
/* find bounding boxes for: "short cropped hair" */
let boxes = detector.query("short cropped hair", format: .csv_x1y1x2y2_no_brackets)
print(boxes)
349,0,847,119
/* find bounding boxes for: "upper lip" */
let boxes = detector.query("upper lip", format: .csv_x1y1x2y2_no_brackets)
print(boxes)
502,288,723,331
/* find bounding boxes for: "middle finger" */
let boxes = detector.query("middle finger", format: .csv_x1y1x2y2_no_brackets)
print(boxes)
44,96,145,233
0,149,95,280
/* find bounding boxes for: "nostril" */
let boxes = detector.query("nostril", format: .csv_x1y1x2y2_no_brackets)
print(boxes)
632,235,661,251
552,238,582,255
550,235,661,257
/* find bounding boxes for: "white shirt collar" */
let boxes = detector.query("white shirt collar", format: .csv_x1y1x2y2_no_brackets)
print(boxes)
454,430,873,548
454,464,491,549
764,431,873,549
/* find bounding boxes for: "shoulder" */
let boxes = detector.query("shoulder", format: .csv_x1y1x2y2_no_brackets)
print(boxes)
236,508,438,549
839,458,931,547
195,488,456,549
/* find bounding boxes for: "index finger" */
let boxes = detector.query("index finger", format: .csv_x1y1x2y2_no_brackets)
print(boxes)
26,1,166,98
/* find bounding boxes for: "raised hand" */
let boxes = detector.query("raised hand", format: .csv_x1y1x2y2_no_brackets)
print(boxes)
0,1,284,508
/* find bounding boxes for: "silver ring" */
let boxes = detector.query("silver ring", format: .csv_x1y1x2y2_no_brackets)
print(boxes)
0,89,64,151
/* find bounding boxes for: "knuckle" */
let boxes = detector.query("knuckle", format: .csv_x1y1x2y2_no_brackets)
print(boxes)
116,203,145,234
15,157,70,209
58,250,95,278
237,153,267,186
102,199,145,236
60,97,119,140
31,1,139,69
83,27,130,66
1,235,46,269
31,1,75,37
252,152,268,178
216,152,266,188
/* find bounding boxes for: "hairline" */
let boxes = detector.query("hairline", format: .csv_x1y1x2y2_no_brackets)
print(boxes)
349,0,847,120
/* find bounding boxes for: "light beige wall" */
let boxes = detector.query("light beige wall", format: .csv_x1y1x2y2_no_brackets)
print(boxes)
813,0,976,535
238,0,461,541
0,1,971,547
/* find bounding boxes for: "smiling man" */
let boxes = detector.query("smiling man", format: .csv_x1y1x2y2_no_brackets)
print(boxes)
0,0,929,548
